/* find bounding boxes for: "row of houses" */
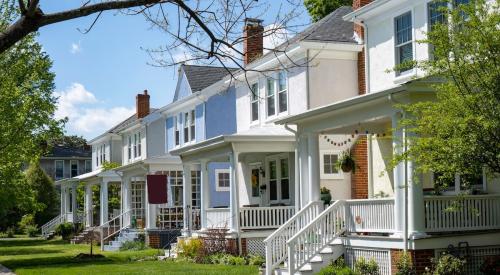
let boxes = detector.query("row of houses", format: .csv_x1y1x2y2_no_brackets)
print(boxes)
48,0,500,274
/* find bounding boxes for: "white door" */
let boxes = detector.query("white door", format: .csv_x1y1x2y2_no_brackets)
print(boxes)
249,164,264,205
267,155,290,205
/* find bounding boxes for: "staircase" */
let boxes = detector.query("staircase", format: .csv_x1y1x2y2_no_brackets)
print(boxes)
71,227,100,244
102,229,140,251
265,201,347,275
41,214,65,239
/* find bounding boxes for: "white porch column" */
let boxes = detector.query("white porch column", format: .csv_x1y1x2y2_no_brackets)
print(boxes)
368,134,375,198
182,164,192,235
307,132,320,202
229,152,240,233
145,175,157,230
100,180,109,225
71,183,77,222
298,134,309,208
122,177,131,226
406,133,427,239
200,160,209,230
392,113,405,237
84,184,93,227
64,186,71,218
60,185,66,216
294,140,301,212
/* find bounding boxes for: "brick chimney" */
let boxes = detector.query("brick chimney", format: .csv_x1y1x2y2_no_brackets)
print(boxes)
243,18,264,65
353,0,372,96
136,90,150,119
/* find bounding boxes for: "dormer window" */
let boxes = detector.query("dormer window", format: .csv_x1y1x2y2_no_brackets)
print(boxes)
394,12,413,74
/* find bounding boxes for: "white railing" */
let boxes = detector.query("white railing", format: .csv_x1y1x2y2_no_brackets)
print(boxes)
41,214,65,237
424,194,500,232
192,208,201,230
345,199,395,233
99,208,143,250
240,206,296,230
287,200,346,274
263,201,323,275
206,208,231,228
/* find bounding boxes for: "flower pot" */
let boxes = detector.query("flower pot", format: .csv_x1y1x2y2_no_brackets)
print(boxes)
321,193,332,205
340,158,355,173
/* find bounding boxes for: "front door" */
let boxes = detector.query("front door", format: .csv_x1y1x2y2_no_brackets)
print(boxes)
267,155,290,205
131,182,145,228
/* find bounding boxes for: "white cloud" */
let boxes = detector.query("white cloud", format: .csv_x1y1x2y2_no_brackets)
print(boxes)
70,41,82,54
54,83,135,139
263,24,289,54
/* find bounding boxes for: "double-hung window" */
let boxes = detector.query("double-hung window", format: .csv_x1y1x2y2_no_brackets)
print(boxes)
320,151,342,179
70,160,78,177
278,71,288,113
266,77,276,117
99,144,105,164
394,12,413,74
55,160,64,179
127,136,132,160
102,144,106,163
137,132,142,157
428,1,447,30
215,169,230,192
174,116,180,146
95,147,99,166
190,110,195,142
183,112,189,143
133,133,138,158
85,159,92,173
250,83,259,122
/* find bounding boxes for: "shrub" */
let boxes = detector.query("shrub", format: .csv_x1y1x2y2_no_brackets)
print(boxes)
26,225,39,237
120,240,147,251
317,258,355,275
430,254,466,275
6,227,15,238
247,254,265,266
396,252,416,275
354,257,380,275
177,238,204,261
55,222,74,240
18,214,35,233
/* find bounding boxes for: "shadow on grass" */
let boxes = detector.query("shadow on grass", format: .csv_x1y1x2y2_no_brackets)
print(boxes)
3,254,114,270
0,248,62,256
0,238,67,247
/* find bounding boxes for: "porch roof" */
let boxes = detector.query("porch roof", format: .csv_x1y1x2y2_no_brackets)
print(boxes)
55,169,120,186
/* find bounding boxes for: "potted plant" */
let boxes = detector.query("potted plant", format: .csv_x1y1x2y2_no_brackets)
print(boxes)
338,151,356,173
320,187,332,205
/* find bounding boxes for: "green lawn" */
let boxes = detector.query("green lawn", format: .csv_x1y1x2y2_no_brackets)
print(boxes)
0,238,259,275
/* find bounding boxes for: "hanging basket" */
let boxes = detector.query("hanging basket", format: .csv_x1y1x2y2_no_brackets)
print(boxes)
339,153,356,173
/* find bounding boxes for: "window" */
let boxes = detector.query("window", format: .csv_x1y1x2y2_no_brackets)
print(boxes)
70,160,78,177
454,0,470,19
169,171,183,206
428,1,447,30
55,160,64,179
433,169,485,193
127,136,132,160
320,151,342,179
191,171,201,208
268,155,290,203
250,83,259,122
251,168,260,197
85,160,92,173
280,159,289,200
133,133,138,158
278,71,287,113
99,144,105,164
394,12,413,73
184,112,189,143
266,77,276,117
95,147,98,166
174,116,180,146
137,132,142,157
215,169,230,192
190,110,195,141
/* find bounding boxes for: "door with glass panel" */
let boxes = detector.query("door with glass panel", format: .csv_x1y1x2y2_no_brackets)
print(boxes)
267,155,290,205
131,182,145,228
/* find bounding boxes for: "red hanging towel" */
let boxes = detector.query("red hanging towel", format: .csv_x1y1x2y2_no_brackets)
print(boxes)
147,174,168,204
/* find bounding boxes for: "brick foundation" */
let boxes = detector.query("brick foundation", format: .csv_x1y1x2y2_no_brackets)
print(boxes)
351,136,368,199
148,233,160,248
391,249,434,274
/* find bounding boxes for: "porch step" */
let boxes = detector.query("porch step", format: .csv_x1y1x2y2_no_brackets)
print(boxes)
44,231,56,240
102,229,141,252
275,243,345,275
70,228,100,244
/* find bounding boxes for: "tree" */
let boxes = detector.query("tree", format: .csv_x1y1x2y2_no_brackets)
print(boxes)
395,0,499,189
0,1,64,227
49,135,87,148
24,162,58,226
304,0,352,22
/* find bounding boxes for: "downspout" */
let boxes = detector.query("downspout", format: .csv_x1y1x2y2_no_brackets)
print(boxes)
356,19,370,94
389,94,408,252
285,123,301,210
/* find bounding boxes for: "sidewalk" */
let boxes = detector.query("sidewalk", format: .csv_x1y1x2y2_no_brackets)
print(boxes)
0,264,14,275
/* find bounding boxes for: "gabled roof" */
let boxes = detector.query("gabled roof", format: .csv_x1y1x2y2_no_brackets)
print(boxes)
44,145,91,158
108,108,158,134
182,65,238,93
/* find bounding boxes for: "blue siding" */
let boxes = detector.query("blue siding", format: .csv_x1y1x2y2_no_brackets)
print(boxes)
205,87,237,139
195,104,205,143
166,117,174,151
208,162,230,208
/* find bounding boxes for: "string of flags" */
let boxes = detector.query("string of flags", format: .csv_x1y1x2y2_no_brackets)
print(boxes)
321,127,387,148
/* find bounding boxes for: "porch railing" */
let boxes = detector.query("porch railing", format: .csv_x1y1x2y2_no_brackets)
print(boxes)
424,194,500,232
287,200,346,275
41,214,66,237
263,201,323,275
99,208,143,250
206,208,231,228
345,199,395,233
239,206,296,230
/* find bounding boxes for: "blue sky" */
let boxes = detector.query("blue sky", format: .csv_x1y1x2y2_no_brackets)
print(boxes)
36,1,309,140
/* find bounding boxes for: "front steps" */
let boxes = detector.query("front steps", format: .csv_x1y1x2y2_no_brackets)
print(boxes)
71,227,100,244
274,241,345,275
44,231,56,240
102,229,140,251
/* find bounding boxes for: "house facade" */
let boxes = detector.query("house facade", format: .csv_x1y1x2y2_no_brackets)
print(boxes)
40,145,91,181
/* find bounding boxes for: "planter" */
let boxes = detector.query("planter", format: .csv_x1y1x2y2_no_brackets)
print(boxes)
321,193,332,205
340,157,355,173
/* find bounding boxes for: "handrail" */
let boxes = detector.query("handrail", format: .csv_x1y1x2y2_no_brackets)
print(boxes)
99,208,143,250
286,200,346,274
263,201,323,275
424,194,500,200
41,214,64,237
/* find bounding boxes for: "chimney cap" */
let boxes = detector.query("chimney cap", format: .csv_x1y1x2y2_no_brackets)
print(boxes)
143,90,148,95
245,18,263,26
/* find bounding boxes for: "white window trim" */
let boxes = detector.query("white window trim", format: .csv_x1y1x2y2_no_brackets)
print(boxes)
393,10,415,77
320,150,344,180
265,71,289,122
277,70,288,114
85,159,92,173
249,82,260,125
70,160,79,177
215,168,230,192
433,168,487,195
55,160,64,179
190,109,196,142
265,153,291,204
173,115,180,147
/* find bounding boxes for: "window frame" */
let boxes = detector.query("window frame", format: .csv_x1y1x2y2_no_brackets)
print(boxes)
277,70,288,114
55,160,64,180
173,115,180,147
434,169,487,195
183,112,189,143
189,110,196,142
266,77,276,118
215,169,230,192
394,11,414,75
70,160,79,178
250,82,260,124
85,159,92,173
137,131,142,157
320,150,343,179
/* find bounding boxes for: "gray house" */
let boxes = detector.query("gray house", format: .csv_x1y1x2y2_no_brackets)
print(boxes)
40,145,92,181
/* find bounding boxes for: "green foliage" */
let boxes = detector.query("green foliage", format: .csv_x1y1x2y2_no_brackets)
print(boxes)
318,258,356,275
18,214,35,232
119,240,147,251
354,257,380,275
49,135,87,148
24,163,58,226
247,254,265,266
55,222,74,241
392,0,500,181
429,254,466,275
25,225,39,237
338,151,356,174
5,227,15,238
206,253,247,265
177,238,204,260
304,0,352,22
102,161,121,171
0,0,64,229
396,252,416,275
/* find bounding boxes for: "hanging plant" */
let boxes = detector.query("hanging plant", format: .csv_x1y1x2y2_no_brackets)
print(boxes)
338,150,356,173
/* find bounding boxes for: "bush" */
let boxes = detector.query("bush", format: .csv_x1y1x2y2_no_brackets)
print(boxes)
55,222,74,240
119,240,147,251
354,257,380,275
247,254,265,266
396,252,416,275
430,254,466,275
318,258,355,275
5,227,15,238
18,214,35,233
177,238,204,261
26,225,38,237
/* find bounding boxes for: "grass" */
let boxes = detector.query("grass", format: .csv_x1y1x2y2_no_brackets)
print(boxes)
0,237,259,275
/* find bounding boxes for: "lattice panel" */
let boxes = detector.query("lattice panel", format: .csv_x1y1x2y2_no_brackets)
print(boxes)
247,237,266,256
436,245,500,275
345,247,391,275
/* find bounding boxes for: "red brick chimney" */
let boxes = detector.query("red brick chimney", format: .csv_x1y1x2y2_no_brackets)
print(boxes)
243,18,264,65
353,0,372,96
136,90,150,119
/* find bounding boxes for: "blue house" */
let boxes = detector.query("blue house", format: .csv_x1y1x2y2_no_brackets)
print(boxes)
163,65,238,213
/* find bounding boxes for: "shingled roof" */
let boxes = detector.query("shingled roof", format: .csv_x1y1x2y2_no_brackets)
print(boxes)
182,65,238,92
45,145,91,158
106,108,159,134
